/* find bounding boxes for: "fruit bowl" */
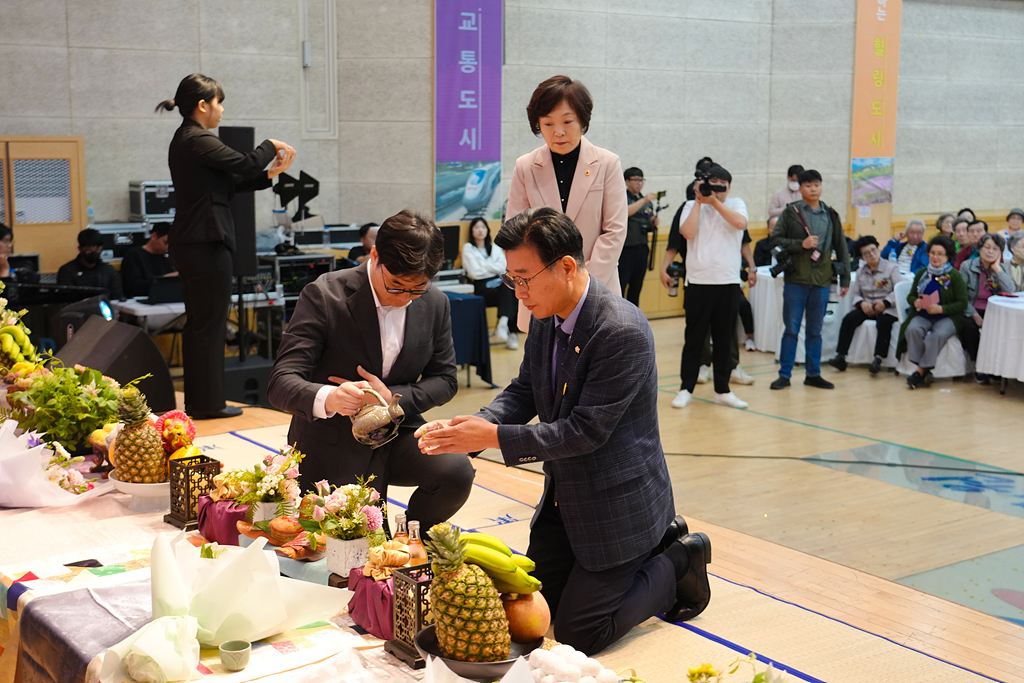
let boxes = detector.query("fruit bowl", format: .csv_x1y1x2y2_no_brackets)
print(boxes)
110,473,170,513
414,624,543,682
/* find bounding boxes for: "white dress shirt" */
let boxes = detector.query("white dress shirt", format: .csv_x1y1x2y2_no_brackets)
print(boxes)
312,264,408,419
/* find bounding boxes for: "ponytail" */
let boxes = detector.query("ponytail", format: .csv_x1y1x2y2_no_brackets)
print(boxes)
154,74,225,118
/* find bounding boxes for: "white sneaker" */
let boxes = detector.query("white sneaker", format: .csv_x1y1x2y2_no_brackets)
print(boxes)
744,337,756,351
730,367,755,385
696,365,711,384
714,392,749,409
494,316,509,342
505,331,519,350
671,390,693,408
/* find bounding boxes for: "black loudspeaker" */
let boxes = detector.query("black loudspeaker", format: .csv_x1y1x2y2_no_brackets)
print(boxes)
219,126,258,276
223,354,274,408
55,316,176,413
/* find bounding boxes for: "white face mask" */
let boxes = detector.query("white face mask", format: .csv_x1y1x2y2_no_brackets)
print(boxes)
788,181,800,191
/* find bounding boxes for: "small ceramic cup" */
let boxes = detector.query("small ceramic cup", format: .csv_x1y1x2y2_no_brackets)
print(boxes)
219,640,252,671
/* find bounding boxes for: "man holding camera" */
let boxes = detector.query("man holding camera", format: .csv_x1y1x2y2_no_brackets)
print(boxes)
671,164,749,409
619,167,659,306
769,169,851,390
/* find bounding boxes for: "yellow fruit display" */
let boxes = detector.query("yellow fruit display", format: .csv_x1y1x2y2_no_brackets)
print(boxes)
111,387,167,484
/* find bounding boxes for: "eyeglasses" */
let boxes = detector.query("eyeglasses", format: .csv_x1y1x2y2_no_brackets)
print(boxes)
628,178,645,184
501,258,561,291
379,264,430,296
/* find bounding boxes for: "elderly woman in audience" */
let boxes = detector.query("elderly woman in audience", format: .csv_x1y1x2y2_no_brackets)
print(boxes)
1006,231,1024,291
960,233,1015,384
954,220,988,269
936,213,955,239
896,235,968,389
952,217,970,252
957,207,976,223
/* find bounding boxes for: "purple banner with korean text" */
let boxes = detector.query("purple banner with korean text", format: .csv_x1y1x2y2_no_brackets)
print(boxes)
435,0,503,222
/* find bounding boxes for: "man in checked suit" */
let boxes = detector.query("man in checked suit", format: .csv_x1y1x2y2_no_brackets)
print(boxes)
415,207,711,655
268,210,475,531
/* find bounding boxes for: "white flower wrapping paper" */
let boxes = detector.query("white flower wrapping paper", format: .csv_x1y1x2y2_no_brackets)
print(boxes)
0,419,112,507
99,532,353,683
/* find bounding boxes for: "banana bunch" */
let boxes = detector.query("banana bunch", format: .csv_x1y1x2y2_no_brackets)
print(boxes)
462,530,542,594
0,325,37,370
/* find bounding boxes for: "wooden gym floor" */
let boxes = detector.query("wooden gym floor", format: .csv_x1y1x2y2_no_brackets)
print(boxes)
195,314,1024,681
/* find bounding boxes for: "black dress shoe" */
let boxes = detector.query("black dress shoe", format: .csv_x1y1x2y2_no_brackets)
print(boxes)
665,532,712,622
191,406,244,420
653,515,689,555
803,375,834,389
828,355,847,372
770,376,790,390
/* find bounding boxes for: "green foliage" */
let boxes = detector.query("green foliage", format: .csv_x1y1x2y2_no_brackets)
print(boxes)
8,360,122,450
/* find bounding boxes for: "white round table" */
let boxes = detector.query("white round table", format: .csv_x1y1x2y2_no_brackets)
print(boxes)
975,296,1024,388
749,265,855,362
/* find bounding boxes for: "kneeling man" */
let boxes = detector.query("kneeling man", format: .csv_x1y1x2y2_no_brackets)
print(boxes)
415,207,710,655
268,210,475,531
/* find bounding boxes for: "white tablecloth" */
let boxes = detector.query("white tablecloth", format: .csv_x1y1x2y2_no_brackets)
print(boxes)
749,266,855,362
976,296,1024,381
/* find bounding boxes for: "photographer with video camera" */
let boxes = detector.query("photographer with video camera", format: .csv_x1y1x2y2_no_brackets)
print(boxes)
671,163,750,410
619,167,660,306
769,169,851,391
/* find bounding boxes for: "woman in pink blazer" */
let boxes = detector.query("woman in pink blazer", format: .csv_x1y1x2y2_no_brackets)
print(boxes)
507,75,628,330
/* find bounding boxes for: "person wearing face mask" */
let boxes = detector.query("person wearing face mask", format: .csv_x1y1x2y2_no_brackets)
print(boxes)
157,73,295,419
768,165,804,217
959,233,1015,384
507,75,627,331
57,228,124,300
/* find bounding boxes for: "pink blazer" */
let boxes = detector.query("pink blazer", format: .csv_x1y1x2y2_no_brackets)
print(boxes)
507,137,628,328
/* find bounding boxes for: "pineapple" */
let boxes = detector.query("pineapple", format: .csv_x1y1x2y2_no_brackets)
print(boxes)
424,522,511,662
111,387,167,483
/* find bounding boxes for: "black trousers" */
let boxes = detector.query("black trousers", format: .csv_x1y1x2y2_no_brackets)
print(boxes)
170,241,233,414
961,308,986,361
682,284,740,394
618,244,649,306
737,288,754,335
473,278,519,332
836,308,896,358
527,483,675,656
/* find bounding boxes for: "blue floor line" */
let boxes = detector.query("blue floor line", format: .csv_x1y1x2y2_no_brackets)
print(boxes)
702,572,1006,683
228,431,280,453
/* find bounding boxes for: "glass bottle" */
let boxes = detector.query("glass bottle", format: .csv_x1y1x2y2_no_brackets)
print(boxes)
406,520,429,566
392,513,409,545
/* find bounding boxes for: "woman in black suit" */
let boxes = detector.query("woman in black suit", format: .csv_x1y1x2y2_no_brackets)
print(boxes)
157,73,294,419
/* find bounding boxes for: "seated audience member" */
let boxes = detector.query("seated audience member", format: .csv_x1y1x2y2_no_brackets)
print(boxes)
1001,208,1023,247
1006,231,1024,291
753,215,777,267
120,222,174,298
954,220,988,269
952,217,970,252
57,228,124,300
957,207,976,223
830,236,902,375
881,219,928,273
461,217,519,350
896,235,968,389
960,233,1015,384
348,223,379,265
0,223,39,283
936,213,955,239
768,165,804,217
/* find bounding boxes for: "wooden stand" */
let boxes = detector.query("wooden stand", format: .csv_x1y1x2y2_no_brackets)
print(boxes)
327,572,349,589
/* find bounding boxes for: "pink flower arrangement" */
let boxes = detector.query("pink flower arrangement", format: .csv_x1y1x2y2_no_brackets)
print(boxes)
298,475,384,543
45,443,94,495
221,446,306,516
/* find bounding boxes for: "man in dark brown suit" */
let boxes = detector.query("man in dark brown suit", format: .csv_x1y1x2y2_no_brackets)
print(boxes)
268,210,474,530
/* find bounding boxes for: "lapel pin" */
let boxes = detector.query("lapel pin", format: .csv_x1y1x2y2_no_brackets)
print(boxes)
585,170,590,176
574,346,580,353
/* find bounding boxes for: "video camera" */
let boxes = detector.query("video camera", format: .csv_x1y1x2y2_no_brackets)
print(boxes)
769,245,793,278
694,170,728,197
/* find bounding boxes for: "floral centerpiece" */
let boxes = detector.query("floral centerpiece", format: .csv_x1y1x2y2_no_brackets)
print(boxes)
6,359,122,451
219,446,304,521
299,476,385,576
686,654,788,683
44,440,95,495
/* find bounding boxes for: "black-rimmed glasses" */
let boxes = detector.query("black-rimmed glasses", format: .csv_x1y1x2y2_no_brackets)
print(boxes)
501,258,561,291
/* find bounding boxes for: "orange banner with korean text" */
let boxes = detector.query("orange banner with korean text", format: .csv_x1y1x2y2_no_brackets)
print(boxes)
849,0,901,237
